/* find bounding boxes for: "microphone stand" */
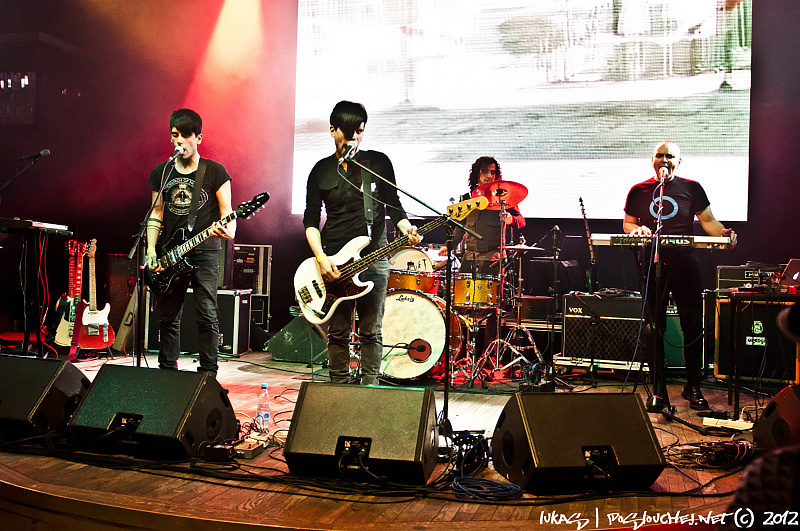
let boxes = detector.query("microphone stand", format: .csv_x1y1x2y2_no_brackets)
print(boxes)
126,163,176,367
0,155,46,207
345,156,481,436
646,177,668,409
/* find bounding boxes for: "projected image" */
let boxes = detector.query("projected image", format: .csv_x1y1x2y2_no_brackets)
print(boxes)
293,0,751,221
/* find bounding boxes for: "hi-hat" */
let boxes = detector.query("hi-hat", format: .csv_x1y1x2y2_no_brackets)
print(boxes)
505,244,544,252
473,180,528,209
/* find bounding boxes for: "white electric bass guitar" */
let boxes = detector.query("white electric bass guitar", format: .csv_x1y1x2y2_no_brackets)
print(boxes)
294,196,487,324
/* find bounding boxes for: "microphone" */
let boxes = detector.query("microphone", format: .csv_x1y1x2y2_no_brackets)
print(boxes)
658,166,668,181
552,225,561,233
168,146,185,162
338,140,358,164
19,149,51,161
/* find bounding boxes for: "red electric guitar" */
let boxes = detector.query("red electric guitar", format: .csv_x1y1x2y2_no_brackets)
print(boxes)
54,240,88,347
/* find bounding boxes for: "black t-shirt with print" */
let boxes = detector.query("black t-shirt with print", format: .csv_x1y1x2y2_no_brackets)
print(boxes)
624,175,710,235
147,158,231,251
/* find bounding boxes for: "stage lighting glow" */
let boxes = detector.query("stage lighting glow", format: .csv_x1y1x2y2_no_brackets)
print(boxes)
201,0,263,82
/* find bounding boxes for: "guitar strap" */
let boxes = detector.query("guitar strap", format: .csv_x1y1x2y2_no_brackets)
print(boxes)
186,158,207,233
360,159,373,240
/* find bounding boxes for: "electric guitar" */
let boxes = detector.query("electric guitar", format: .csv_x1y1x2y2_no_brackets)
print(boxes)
54,240,88,347
579,197,599,293
294,196,488,324
76,239,115,351
145,192,270,295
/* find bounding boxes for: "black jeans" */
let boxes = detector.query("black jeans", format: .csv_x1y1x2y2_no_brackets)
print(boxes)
640,249,704,388
157,249,220,376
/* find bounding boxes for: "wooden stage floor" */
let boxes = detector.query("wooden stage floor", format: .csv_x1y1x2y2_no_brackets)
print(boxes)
0,349,767,530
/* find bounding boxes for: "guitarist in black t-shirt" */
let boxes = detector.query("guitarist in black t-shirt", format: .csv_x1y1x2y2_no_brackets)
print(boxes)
145,108,235,378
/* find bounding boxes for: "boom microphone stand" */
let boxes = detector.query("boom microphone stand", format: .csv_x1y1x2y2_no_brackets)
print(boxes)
643,172,669,412
127,158,177,367
345,153,481,434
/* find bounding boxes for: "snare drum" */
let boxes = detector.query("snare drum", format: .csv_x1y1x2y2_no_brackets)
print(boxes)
381,290,467,380
388,270,440,294
453,274,499,307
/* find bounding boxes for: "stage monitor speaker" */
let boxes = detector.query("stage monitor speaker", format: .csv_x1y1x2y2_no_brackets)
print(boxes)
267,315,327,364
67,365,237,458
492,392,665,493
284,382,438,485
0,355,90,441
753,385,800,451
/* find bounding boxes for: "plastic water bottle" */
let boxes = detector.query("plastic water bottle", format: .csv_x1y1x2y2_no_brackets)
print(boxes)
255,383,270,433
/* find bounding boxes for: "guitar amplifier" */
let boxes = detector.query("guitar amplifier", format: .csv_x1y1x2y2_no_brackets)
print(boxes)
717,264,782,290
713,297,800,384
145,288,251,356
229,244,271,295
558,293,686,370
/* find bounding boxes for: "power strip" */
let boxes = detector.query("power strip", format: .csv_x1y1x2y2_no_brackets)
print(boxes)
702,417,754,431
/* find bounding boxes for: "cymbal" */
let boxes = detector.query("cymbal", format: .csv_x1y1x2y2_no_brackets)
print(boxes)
505,244,545,252
473,180,528,209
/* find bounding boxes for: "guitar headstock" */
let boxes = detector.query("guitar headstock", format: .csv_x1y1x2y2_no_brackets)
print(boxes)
447,196,488,221
237,192,271,219
579,197,586,216
76,241,89,257
86,238,98,258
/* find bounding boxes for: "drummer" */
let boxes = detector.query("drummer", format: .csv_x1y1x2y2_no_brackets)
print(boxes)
439,156,526,276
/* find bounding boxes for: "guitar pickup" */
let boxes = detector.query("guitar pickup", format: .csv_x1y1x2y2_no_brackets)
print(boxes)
312,280,323,298
298,287,312,304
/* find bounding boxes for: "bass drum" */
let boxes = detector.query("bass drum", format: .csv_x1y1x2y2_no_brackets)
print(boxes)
381,290,467,380
388,247,433,272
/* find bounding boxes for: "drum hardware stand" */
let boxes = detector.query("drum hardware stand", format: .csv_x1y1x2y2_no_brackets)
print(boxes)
468,199,532,383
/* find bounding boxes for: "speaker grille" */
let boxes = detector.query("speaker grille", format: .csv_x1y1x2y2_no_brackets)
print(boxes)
0,356,90,440
284,382,438,484
68,365,237,458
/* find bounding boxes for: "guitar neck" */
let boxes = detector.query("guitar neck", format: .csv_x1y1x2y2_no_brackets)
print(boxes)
74,254,84,304
169,210,238,260
579,198,595,262
338,215,448,279
88,255,97,311
68,251,76,299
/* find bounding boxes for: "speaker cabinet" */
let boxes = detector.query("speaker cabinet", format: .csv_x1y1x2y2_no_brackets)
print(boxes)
492,392,665,493
754,385,800,450
145,288,252,356
230,244,271,295
560,294,686,370
67,365,237,458
107,253,137,342
284,382,438,485
714,298,800,384
0,355,90,441
560,293,643,370
267,315,327,363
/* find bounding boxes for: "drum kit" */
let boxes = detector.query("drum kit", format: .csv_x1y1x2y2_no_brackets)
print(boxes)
380,179,554,387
